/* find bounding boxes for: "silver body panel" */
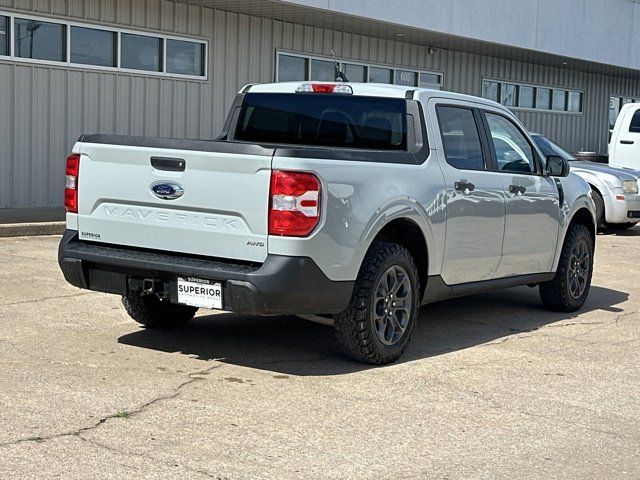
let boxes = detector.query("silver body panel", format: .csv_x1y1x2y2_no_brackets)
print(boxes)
68,84,596,302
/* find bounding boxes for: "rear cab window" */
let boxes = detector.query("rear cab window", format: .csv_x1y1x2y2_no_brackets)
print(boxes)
234,93,407,151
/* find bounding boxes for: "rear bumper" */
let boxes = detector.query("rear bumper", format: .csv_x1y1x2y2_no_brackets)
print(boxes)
58,230,354,315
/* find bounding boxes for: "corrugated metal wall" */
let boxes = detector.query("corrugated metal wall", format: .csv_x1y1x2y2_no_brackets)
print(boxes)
1,0,639,209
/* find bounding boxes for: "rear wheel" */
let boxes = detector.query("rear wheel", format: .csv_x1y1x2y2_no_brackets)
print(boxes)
334,241,420,365
122,293,198,329
539,223,594,312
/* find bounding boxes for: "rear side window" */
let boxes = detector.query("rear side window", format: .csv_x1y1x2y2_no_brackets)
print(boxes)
629,109,640,133
235,93,407,150
436,106,485,171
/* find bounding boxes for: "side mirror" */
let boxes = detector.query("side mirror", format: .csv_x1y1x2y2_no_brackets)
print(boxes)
546,155,570,177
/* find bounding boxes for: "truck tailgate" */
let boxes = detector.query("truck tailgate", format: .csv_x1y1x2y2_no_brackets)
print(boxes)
76,137,273,263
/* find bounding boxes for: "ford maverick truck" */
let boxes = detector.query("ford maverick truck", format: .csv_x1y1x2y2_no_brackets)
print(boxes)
59,82,596,364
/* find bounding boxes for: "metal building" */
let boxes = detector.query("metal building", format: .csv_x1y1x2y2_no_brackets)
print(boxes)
1,0,639,212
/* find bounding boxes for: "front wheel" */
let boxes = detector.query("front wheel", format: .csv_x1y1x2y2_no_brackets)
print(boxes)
122,293,198,329
539,223,594,312
334,241,420,365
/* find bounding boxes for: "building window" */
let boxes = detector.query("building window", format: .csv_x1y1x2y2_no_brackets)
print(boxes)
121,33,162,72
369,66,393,84
71,26,116,67
482,79,582,113
166,39,205,76
552,90,566,111
309,58,334,81
276,51,443,90
483,81,500,103
278,54,307,82
0,16,8,56
0,12,207,78
536,88,551,110
519,86,534,109
344,63,366,83
396,70,418,87
501,84,518,107
14,18,66,62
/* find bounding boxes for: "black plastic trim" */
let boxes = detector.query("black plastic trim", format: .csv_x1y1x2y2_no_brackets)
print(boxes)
77,133,274,156
422,273,555,304
151,157,186,172
58,231,354,315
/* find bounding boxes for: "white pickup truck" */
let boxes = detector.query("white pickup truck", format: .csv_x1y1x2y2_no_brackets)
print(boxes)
609,102,640,170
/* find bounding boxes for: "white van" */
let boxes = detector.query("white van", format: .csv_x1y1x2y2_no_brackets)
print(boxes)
609,103,640,169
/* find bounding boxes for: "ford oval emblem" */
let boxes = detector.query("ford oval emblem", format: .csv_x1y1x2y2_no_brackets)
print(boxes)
151,182,184,200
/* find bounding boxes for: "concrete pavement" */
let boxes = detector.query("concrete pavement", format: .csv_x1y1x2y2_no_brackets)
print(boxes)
0,231,639,479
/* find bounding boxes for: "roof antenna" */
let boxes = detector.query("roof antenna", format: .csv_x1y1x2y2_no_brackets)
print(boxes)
332,49,349,82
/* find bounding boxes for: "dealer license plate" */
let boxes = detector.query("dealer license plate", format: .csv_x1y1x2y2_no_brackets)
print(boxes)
177,277,223,310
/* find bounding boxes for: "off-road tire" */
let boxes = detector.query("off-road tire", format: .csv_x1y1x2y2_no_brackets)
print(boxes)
334,241,420,365
592,189,605,230
122,293,198,329
539,223,594,312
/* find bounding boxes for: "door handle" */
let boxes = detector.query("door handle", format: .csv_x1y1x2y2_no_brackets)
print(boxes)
151,157,186,172
454,180,475,193
509,184,527,195
620,140,635,145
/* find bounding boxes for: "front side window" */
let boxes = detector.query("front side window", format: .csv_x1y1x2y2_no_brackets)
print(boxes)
121,33,162,72
14,18,66,62
629,109,640,133
235,93,407,150
485,112,536,173
436,106,485,171
0,16,8,56
71,27,117,67
166,39,205,76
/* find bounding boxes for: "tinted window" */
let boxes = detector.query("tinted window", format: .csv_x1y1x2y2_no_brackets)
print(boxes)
71,27,116,67
629,110,640,133
235,93,407,150
0,16,8,56
519,86,534,108
310,59,334,81
167,39,204,76
344,64,366,82
437,106,485,171
532,135,576,161
121,33,162,72
536,88,551,110
14,18,66,62
485,113,536,173
278,54,307,82
369,67,393,84
483,81,500,103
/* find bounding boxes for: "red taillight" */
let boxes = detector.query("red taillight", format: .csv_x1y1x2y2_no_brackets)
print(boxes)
312,84,336,93
269,171,321,237
65,154,80,213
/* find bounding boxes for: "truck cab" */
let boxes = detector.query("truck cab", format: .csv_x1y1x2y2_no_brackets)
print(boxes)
609,102,640,170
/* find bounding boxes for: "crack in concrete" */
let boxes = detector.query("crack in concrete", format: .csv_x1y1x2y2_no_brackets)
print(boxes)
77,436,223,479
0,363,222,449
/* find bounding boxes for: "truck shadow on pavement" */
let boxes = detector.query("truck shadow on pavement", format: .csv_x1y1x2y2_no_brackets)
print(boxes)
118,285,628,376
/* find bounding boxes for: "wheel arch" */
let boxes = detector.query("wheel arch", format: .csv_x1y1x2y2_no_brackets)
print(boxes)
365,217,429,300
